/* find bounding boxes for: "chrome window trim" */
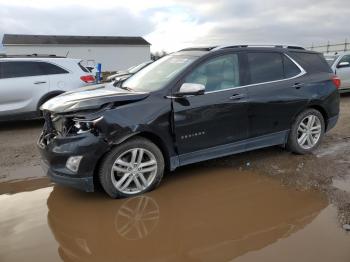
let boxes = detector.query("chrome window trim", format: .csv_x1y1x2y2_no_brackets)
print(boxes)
204,53,306,94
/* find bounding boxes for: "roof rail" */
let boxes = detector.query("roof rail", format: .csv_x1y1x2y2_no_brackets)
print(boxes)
211,45,305,51
179,46,218,52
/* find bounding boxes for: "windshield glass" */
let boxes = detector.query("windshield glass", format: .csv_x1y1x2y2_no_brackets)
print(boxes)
128,61,152,74
122,55,198,92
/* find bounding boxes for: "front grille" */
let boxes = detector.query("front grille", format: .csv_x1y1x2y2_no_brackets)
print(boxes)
40,112,58,147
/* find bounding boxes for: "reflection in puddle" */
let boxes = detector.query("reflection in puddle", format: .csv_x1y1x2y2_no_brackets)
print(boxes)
1,167,350,262
116,196,160,240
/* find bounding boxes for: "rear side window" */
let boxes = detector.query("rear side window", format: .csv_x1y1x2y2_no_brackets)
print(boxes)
0,61,43,78
40,62,68,75
283,55,301,78
289,52,332,73
247,52,284,84
78,62,90,73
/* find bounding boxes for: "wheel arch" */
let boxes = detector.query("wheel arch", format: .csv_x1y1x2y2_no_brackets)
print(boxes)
292,104,329,131
93,131,172,189
127,131,171,171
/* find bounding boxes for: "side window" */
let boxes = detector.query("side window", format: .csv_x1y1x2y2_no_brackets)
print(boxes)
338,55,350,67
39,62,69,75
78,62,90,73
184,54,240,92
283,55,301,78
289,52,332,73
247,52,284,84
1,61,44,78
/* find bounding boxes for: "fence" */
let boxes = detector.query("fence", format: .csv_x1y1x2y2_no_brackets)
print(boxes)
308,39,350,54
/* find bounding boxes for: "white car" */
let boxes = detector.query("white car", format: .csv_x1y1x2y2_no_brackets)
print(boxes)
0,55,95,120
329,52,350,92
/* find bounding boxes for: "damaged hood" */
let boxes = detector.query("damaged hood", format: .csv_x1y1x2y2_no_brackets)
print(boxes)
41,83,149,114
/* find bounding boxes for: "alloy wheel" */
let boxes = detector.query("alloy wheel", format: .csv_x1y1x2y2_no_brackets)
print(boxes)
297,114,322,149
111,148,158,194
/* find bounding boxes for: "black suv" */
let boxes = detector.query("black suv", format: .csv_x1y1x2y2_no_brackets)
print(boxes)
38,45,340,198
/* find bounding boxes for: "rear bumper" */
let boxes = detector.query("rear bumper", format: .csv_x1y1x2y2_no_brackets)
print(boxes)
38,132,110,192
338,87,350,93
326,114,339,132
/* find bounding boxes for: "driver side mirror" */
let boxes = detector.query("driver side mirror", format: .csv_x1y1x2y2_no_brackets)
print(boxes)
174,83,205,97
337,61,350,68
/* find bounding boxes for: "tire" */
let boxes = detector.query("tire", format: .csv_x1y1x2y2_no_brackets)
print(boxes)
287,109,325,154
99,137,165,198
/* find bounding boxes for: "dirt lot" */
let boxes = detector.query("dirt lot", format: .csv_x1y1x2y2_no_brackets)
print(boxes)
1,95,350,261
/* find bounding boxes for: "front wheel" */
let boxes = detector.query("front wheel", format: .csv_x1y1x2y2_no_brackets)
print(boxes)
287,109,325,154
99,137,165,198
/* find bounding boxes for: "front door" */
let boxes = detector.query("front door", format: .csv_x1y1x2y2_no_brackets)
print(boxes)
172,53,249,159
0,61,49,116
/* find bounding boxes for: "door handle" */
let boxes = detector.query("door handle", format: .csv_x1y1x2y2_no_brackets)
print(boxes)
34,81,47,85
292,82,304,89
229,93,246,100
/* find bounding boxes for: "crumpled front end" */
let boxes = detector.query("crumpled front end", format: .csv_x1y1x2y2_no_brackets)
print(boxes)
38,110,111,192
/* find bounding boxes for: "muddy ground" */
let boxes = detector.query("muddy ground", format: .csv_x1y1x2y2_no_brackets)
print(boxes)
1,95,350,261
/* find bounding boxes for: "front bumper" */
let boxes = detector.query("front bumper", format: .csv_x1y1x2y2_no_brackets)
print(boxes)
38,132,110,192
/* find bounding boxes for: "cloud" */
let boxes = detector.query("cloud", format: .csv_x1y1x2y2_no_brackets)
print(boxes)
0,0,349,52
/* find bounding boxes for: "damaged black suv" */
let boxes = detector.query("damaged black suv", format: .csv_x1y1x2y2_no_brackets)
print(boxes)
38,45,340,198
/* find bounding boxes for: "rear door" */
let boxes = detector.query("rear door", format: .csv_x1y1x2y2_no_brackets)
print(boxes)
40,61,70,91
173,52,249,157
245,51,308,138
335,54,350,89
0,61,49,116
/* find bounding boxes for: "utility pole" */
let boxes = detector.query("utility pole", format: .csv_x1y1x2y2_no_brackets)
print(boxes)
345,38,348,52
327,41,330,53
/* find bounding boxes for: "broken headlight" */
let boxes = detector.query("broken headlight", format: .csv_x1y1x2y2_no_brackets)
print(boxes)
73,116,103,134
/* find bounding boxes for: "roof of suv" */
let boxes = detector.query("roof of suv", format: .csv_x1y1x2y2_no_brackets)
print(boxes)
175,45,320,56
0,54,81,63
180,45,305,51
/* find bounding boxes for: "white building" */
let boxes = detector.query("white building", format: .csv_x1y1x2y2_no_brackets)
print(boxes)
2,34,151,72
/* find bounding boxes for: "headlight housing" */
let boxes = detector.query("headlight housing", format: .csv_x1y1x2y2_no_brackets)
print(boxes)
73,116,103,134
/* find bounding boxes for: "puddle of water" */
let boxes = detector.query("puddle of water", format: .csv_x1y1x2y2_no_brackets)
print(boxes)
333,175,350,193
0,177,51,195
0,165,50,195
1,167,349,262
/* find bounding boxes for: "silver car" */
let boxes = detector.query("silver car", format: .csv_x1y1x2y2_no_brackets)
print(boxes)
329,52,350,92
0,55,95,120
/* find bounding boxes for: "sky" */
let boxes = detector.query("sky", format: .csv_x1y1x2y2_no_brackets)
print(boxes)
0,0,349,52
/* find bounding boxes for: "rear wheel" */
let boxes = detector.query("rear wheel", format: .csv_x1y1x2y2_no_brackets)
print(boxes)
287,109,325,154
99,137,164,198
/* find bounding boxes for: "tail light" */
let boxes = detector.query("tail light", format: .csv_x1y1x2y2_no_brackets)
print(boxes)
80,75,95,84
332,75,341,89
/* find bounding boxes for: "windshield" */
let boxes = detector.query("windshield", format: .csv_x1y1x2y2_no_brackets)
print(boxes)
122,55,198,92
128,61,152,74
